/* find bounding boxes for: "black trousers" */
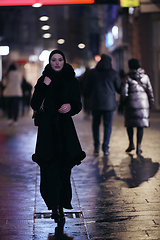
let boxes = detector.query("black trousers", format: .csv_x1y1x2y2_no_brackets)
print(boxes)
5,97,21,121
40,164,72,210
127,127,143,144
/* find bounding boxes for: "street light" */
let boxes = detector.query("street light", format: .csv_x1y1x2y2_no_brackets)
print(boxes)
78,43,85,49
39,15,49,21
57,39,65,44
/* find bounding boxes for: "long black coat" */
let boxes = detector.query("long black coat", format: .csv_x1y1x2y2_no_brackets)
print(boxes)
84,59,121,111
31,64,86,169
31,63,85,210
121,68,154,128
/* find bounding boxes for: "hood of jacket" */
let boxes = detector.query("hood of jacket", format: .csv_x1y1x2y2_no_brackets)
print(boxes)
96,58,112,72
128,68,145,82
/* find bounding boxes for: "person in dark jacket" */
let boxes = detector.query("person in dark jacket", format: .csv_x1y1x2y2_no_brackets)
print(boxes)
121,58,154,155
84,54,121,156
31,50,85,225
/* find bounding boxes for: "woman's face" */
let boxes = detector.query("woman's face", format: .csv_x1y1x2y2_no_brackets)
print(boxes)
50,53,64,71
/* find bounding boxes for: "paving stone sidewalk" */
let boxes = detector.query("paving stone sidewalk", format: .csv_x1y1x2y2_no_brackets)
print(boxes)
0,109,159,240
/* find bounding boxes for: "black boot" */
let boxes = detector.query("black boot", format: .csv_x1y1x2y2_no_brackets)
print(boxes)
51,207,61,223
136,143,142,155
125,143,135,152
55,207,65,238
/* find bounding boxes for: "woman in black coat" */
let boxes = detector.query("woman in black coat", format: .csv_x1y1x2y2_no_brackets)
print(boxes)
121,58,154,155
31,50,85,223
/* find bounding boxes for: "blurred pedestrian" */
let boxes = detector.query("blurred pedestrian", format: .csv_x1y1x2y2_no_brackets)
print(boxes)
21,77,32,116
31,50,85,226
2,63,23,125
79,67,91,118
120,58,154,155
84,54,121,156
119,69,126,85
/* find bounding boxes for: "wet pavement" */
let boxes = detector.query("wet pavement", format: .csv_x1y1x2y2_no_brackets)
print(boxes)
0,108,159,240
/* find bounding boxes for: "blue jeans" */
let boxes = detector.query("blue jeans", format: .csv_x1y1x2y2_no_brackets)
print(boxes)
92,110,114,152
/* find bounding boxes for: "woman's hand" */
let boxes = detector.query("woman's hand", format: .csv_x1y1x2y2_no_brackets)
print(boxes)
58,104,71,114
43,76,51,85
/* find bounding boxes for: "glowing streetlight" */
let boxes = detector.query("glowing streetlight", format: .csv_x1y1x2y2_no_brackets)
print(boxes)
57,39,65,44
43,33,51,38
39,15,49,21
41,25,50,30
78,43,85,49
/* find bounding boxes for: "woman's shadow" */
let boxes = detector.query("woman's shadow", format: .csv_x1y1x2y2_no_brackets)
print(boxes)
117,154,159,188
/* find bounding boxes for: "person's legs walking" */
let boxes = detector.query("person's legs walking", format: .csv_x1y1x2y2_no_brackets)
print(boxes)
5,97,13,124
13,97,20,122
102,110,114,155
136,127,143,155
126,127,135,152
92,110,102,154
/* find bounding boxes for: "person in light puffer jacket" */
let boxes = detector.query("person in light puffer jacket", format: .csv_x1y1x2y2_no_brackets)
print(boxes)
121,58,154,155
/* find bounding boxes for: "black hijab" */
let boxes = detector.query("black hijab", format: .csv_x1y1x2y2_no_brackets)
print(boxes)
42,49,75,82
49,49,66,65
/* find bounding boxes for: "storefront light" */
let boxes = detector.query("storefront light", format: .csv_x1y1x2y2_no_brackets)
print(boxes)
39,50,51,61
112,26,118,39
105,32,114,48
32,2,42,7
0,46,9,56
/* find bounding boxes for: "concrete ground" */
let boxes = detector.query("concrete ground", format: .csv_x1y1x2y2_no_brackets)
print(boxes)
0,108,159,240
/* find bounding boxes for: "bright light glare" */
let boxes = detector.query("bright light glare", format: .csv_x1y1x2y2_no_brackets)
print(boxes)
39,50,51,61
129,7,134,15
106,32,114,48
39,16,49,21
32,3,42,7
43,33,51,38
78,43,85,49
57,39,65,44
74,68,82,77
94,55,101,62
41,25,50,30
112,26,118,39
0,46,9,56
74,66,85,77
29,55,38,62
